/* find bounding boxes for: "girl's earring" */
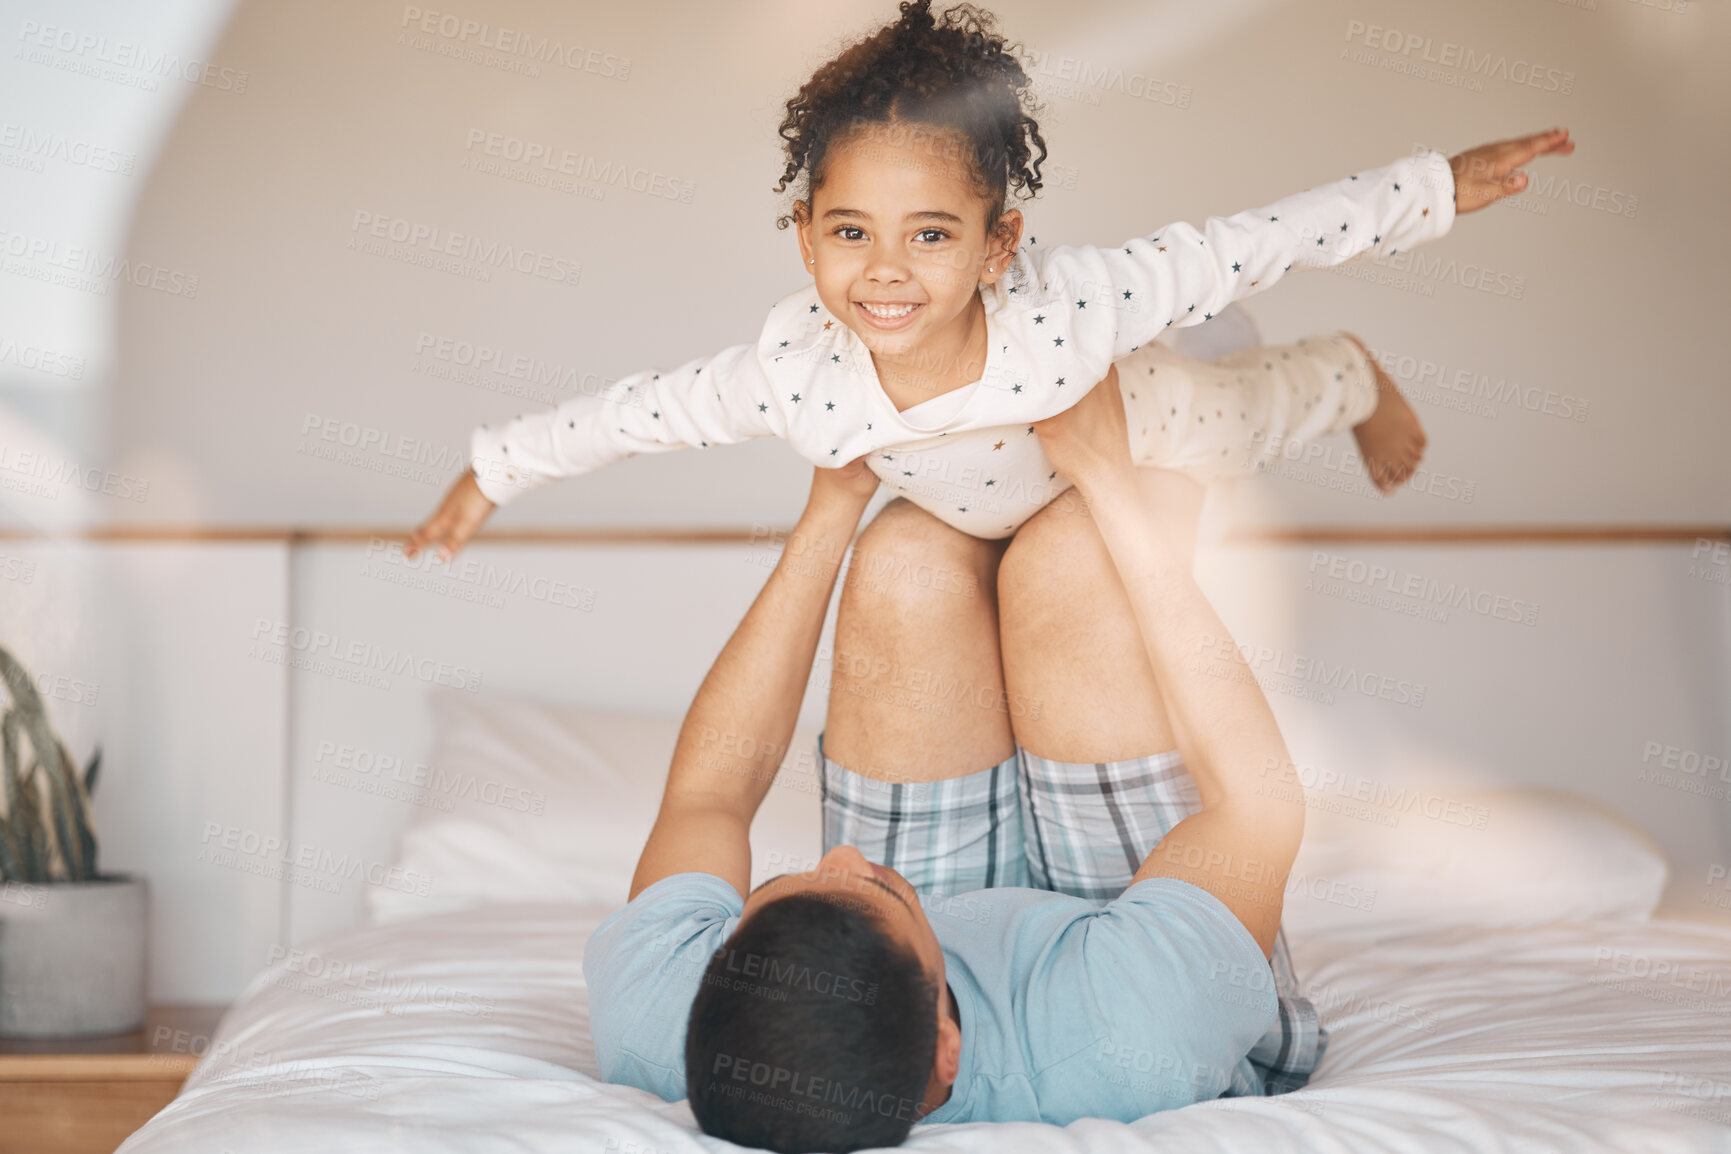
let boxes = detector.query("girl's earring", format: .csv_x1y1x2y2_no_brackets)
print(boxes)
807,258,814,264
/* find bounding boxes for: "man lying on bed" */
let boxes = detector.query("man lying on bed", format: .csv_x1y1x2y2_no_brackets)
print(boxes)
584,368,1312,1153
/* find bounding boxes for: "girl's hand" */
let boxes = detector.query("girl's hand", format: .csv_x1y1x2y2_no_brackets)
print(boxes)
405,471,496,561
1031,366,1134,496
1450,128,1574,214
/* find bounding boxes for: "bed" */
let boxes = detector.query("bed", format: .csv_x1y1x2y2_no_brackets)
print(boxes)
121,692,1731,1153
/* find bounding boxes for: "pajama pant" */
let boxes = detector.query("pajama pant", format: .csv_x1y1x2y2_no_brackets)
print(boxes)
1125,332,1378,481
816,733,1327,1097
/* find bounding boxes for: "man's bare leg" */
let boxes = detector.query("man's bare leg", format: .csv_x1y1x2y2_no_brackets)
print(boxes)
823,498,1015,783
996,469,1205,761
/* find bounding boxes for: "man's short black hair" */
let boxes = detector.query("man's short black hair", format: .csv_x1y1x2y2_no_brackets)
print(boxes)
685,893,939,1153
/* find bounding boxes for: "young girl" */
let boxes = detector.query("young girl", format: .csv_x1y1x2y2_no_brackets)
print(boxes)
406,1,1570,559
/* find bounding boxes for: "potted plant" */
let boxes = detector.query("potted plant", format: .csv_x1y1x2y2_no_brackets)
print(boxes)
0,643,146,1037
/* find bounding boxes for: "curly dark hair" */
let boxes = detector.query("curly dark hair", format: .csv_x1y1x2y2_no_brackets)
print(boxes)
773,0,1048,232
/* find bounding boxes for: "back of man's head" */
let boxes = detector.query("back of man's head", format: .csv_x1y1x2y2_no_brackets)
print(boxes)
685,893,938,1153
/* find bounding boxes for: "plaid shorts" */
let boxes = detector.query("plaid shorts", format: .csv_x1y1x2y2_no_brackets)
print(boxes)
817,733,1326,1096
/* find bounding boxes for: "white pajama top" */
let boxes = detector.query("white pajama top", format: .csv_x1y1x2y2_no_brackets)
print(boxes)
470,150,1457,538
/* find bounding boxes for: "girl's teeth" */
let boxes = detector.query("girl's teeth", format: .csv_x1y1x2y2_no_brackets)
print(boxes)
862,303,916,318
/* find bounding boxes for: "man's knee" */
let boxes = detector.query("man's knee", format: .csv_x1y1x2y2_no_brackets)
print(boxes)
845,499,996,606
856,497,947,548
999,493,1113,607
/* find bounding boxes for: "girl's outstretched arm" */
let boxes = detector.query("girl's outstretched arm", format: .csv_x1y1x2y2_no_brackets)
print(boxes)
406,338,782,559
1028,127,1572,364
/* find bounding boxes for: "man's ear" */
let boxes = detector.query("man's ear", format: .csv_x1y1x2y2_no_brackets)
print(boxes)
934,1012,962,1087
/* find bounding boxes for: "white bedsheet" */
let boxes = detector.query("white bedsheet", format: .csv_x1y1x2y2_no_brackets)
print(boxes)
122,902,1731,1153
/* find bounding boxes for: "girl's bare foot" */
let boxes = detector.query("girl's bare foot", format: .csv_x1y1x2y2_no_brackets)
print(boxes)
1344,338,1427,494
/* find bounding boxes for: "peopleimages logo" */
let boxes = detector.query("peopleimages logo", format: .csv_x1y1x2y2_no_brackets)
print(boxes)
312,739,547,815
1306,550,1541,627
0,225,200,298
348,210,582,286
1015,45,1193,108
1192,634,1428,709
705,946,879,1005
0,335,85,379
398,6,632,79
361,537,597,611
0,443,149,502
461,130,694,203
1342,21,1575,95
1372,345,1589,423
0,122,134,174
248,618,483,693
709,1054,922,1124
264,946,495,1016
15,19,250,92
198,823,433,897
1259,758,1490,830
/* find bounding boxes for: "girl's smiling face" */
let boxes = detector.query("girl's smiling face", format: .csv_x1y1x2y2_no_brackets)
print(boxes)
794,122,1022,361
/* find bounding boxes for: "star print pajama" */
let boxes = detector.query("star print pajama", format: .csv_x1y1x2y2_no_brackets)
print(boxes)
468,148,1454,537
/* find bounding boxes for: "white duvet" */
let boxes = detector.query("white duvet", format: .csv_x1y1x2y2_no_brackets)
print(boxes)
121,901,1731,1154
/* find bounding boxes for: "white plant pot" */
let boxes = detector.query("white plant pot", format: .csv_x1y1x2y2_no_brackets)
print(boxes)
0,875,148,1037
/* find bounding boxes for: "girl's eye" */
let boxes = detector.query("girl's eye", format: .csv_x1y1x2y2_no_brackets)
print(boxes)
831,227,949,243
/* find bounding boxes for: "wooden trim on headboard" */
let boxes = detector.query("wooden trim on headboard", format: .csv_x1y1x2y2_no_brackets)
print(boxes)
1220,524,1731,545
0,525,760,545
0,524,1725,546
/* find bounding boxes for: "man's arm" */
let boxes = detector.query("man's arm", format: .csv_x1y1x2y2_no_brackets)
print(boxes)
627,460,880,901
1033,371,1303,956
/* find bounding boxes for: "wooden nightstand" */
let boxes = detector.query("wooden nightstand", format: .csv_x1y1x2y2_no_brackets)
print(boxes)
0,1005,227,1154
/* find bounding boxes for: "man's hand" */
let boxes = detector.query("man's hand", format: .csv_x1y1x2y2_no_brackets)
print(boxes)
1450,127,1574,214
1031,365,1133,496
810,455,882,511
405,472,496,562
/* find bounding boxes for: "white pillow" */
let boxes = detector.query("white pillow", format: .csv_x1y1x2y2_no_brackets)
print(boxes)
1280,783,1669,942
369,691,823,922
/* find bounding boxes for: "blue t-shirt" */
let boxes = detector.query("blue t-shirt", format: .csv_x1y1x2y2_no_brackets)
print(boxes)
581,872,1276,1126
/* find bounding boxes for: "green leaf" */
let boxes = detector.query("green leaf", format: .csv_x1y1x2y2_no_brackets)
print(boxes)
57,739,97,880
0,645,102,881
0,710,24,881
16,760,47,883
